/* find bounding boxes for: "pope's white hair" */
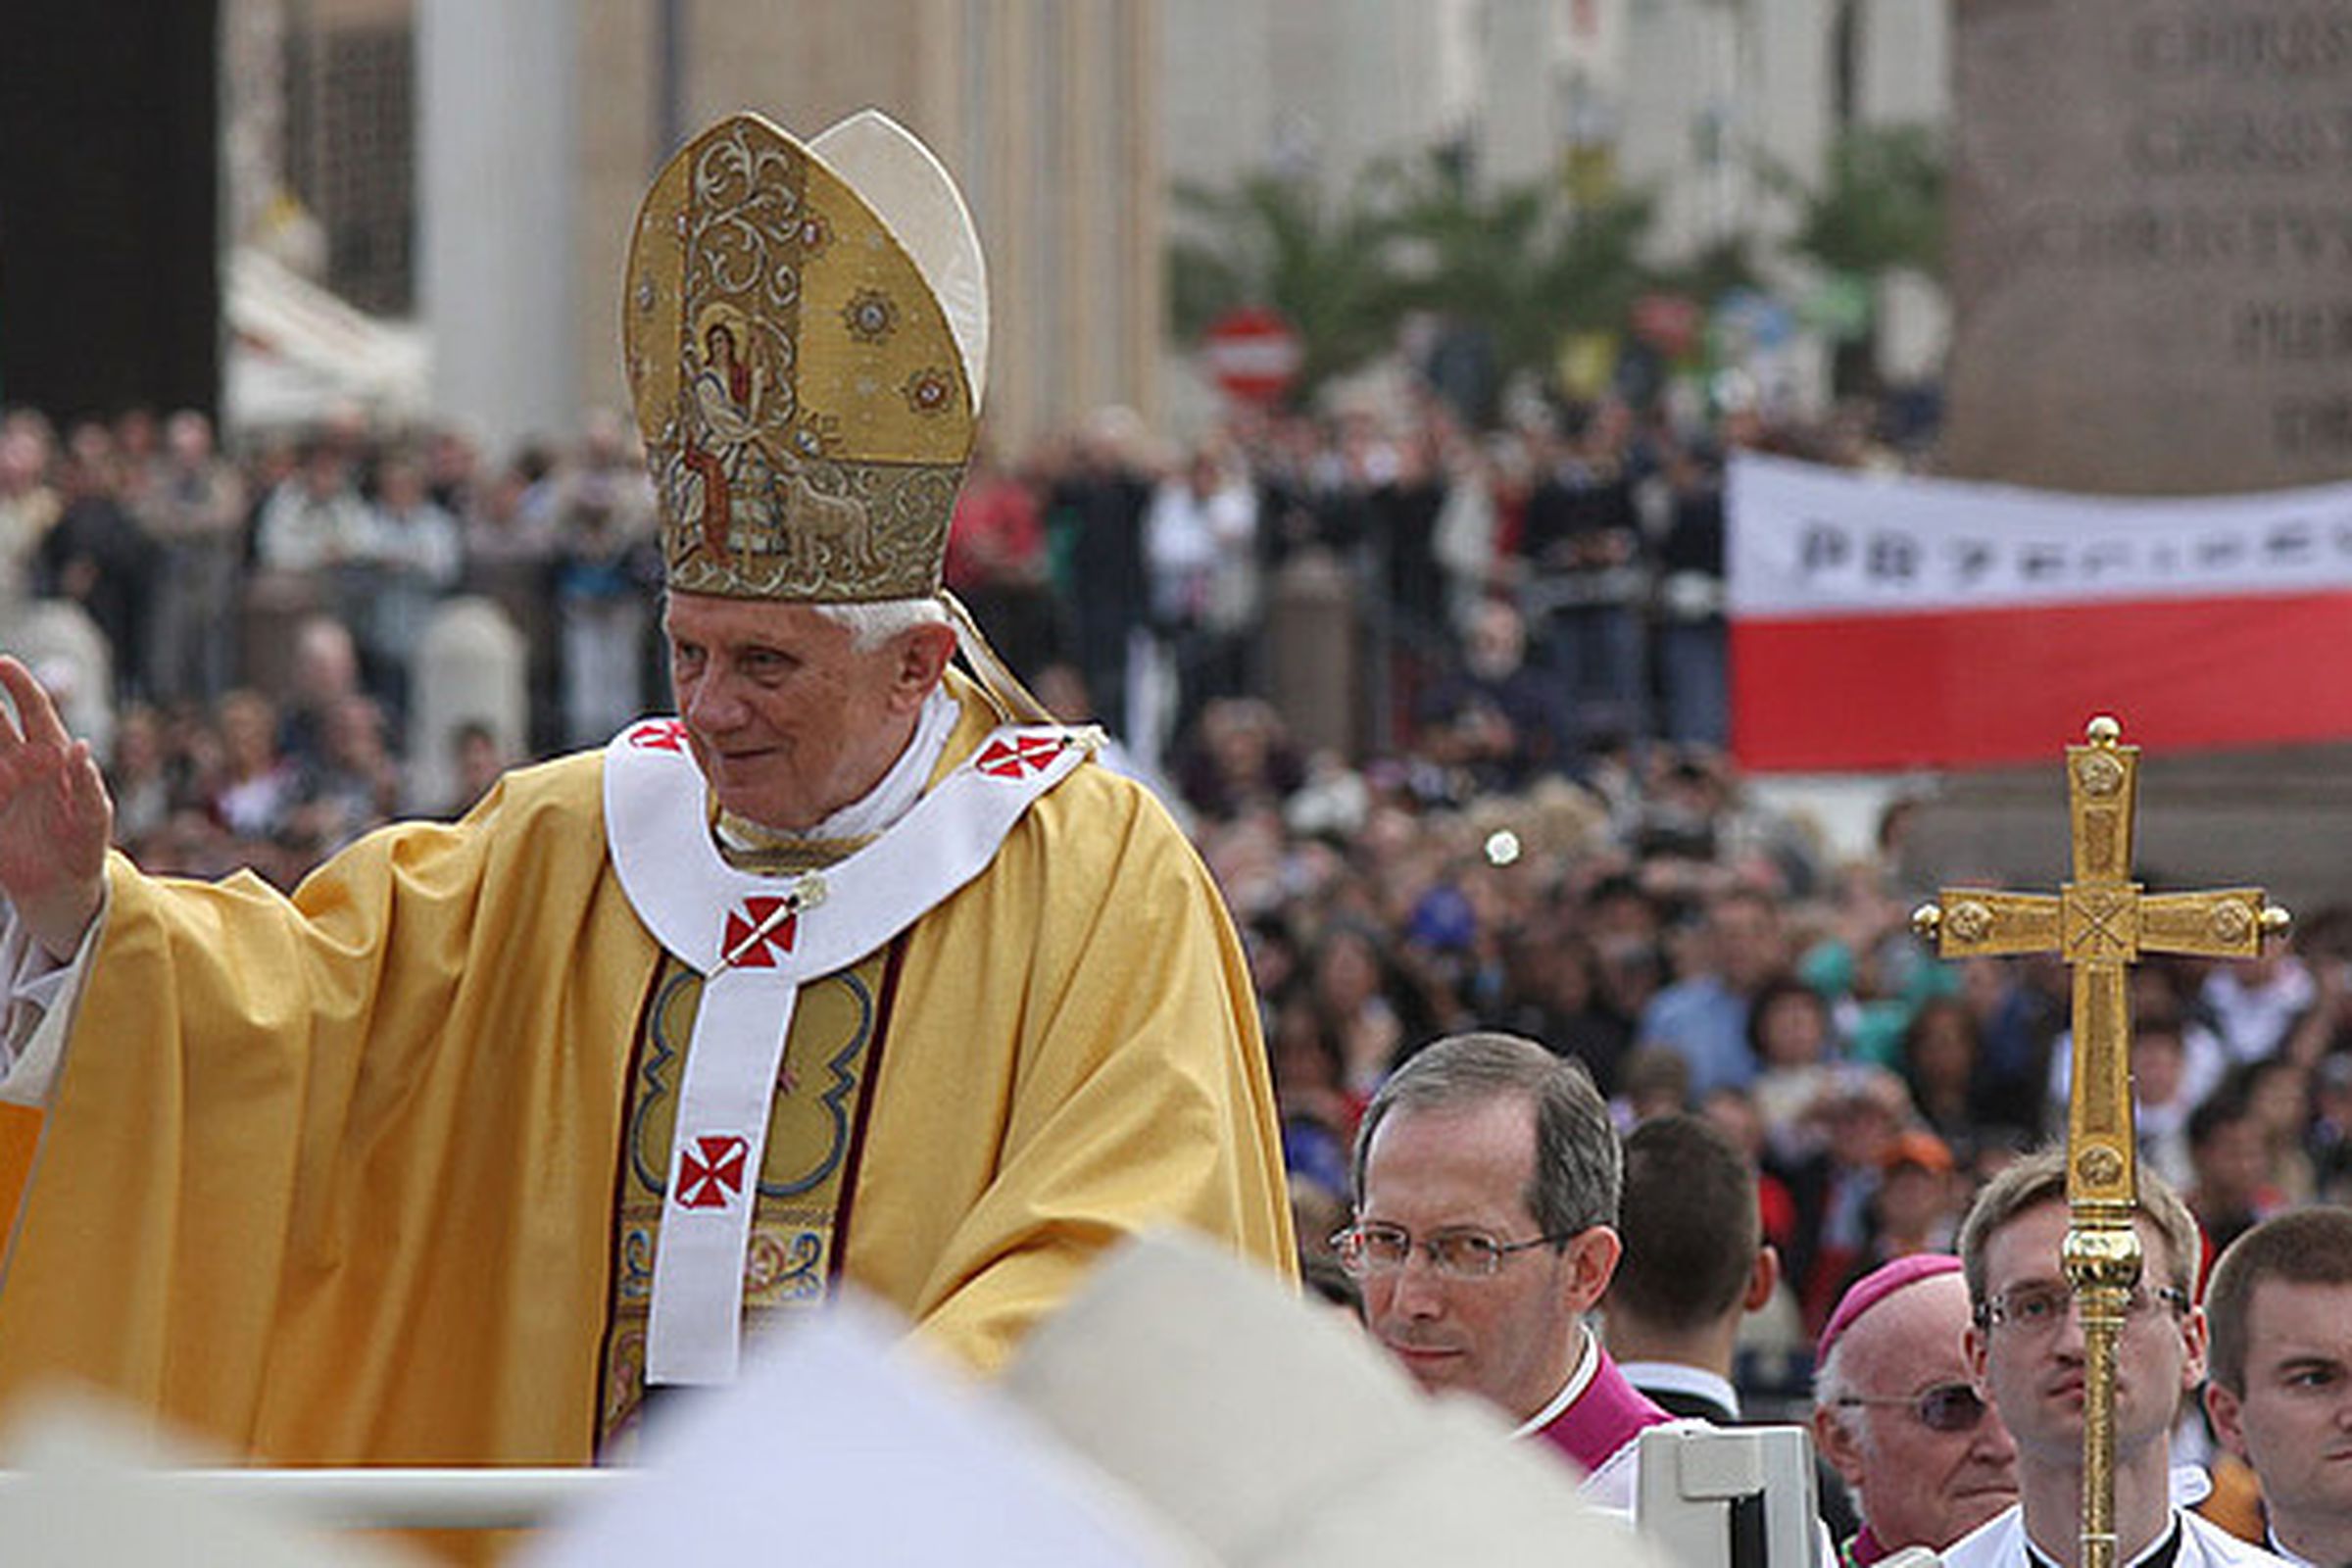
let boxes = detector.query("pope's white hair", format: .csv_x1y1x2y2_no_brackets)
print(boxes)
812,596,955,652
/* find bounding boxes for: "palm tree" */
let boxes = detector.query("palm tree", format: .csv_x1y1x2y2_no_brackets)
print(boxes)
1385,152,1662,397
1782,122,1943,279
1760,122,1945,392
1167,168,1415,400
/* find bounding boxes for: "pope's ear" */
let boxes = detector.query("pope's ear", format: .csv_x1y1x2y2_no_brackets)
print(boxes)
893,621,957,698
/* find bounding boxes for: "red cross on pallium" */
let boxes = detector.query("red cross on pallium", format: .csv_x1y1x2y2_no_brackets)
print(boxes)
975,734,1064,779
628,718,691,752
675,1133,749,1209
722,895,799,967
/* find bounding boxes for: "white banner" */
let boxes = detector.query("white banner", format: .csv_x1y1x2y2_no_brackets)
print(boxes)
1729,451,2352,618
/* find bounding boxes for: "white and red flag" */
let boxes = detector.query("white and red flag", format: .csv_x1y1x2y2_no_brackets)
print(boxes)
1728,452,2352,771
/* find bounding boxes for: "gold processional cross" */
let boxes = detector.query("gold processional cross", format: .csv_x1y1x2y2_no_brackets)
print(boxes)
1912,717,2288,1568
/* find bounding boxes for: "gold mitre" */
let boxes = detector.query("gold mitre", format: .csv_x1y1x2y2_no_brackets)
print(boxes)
622,111,985,602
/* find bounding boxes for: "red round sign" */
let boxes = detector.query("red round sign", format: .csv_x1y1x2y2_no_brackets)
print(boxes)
1202,306,1302,404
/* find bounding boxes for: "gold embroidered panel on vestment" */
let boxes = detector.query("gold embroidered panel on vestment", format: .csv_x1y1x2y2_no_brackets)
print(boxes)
598,947,890,1446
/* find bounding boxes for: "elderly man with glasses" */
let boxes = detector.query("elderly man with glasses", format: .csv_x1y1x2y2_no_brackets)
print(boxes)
1812,1253,2020,1566
1942,1148,2284,1568
1335,1030,1678,1507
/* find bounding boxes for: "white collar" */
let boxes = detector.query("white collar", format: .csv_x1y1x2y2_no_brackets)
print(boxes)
715,685,959,848
2021,1507,2187,1568
1512,1323,1599,1438
2266,1527,2320,1568
1615,1359,1739,1419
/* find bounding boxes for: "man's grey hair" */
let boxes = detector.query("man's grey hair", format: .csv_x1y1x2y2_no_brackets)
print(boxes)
1350,1031,1622,1240
1812,1326,1868,1410
812,596,954,652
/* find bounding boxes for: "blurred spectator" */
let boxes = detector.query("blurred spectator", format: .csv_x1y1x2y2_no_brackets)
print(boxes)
439,718,510,820
107,703,174,848
209,689,301,847
1900,996,2006,1152
1429,433,1504,643
359,453,464,723
2127,1014,2201,1191
36,439,156,703
1412,596,1568,798
1616,1042,1694,1124
255,436,373,579
1775,1064,1915,1334
290,692,403,855
1639,883,1790,1101
2308,1053,2352,1203
462,445,562,753
1052,408,1152,737
1654,439,1728,748
139,410,247,708
1863,1129,1963,1264
0,420,61,623
2049,963,2227,1132
1308,917,1431,1099
2203,950,2316,1066
1145,441,1259,739
1369,414,1450,661
275,615,365,779
2243,1055,2318,1206
1174,696,1304,822
1749,975,1842,1149
422,424,485,519
1519,400,1650,744
1801,857,1944,1067
1496,922,1635,1095
946,438,1058,684
2187,1077,2291,1266
1958,954,2061,1137
1265,992,1359,1214
551,456,658,748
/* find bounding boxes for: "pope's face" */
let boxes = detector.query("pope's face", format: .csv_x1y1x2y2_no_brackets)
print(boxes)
2205,1280,2352,1543
664,592,938,832
1965,1200,2205,1469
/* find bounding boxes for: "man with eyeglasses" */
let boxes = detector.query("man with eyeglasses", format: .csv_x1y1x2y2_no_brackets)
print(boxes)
2202,1206,2352,1568
1943,1148,2283,1568
1811,1253,2019,1566
1337,1031,1678,1507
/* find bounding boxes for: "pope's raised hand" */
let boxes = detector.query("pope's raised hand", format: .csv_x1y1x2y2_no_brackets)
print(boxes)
0,657,113,959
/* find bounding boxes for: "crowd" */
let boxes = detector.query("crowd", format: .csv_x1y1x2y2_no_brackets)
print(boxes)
6,383,2352,1439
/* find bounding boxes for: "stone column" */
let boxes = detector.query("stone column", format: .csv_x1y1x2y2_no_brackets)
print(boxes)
417,0,580,456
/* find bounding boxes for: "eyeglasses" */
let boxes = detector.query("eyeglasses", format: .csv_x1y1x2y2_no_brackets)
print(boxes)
1329,1222,1580,1280
1833,1383,1988,1434
1973,1281,2191,1333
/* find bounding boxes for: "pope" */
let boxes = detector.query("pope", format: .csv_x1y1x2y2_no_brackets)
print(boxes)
0,110,1293,1465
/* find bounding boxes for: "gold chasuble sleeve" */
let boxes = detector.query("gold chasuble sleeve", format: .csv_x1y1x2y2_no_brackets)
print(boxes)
0,757,656,1465
0,698,1295,1468
848,758,1297,1375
